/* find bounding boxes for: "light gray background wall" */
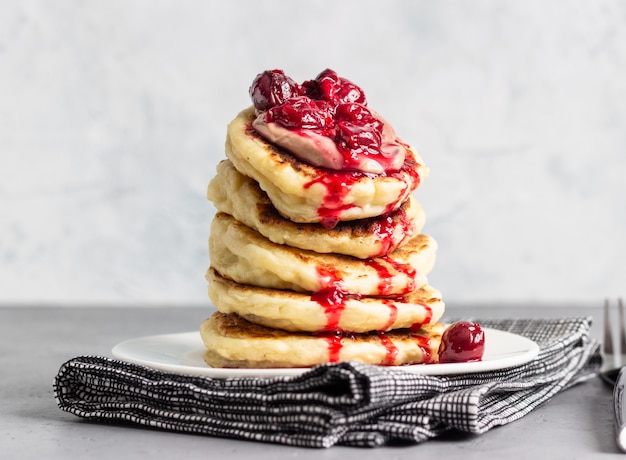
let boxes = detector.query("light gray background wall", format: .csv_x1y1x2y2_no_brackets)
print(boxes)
1,0,625,306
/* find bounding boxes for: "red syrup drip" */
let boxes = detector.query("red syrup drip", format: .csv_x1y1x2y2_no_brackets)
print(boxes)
310,287,347,363
411,334,433,364
380,300,399,331
371,214,396,257
400,142,422,184
324,332,344,364
304,171,365,229
387,258,418,292
363,257,417,296
370,205,413,257
312,266,362,362
379,152,422,216
409,304,433,331
303,150,423,230
311,286,348,331
377,332,398,366
363,259,393,296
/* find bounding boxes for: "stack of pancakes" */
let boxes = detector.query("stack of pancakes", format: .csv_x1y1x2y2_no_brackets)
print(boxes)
201,106,446,368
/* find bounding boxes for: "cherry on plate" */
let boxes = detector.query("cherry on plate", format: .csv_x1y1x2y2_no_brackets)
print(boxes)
438,321,485,364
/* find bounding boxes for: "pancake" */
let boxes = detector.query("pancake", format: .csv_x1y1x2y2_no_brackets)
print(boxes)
206,268,444,333
200,312,445,368
225,107,429,225
207,160,425,259
209,212,436,295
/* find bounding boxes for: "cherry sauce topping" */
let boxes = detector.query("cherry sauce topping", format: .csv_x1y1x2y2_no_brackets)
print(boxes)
438,321,485,363
250,68,407,173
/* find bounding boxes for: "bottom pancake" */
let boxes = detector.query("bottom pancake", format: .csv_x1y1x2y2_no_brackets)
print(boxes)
200,312,445,368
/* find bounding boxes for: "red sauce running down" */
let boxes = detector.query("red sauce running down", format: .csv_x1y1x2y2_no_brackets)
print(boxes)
362,259,393,296
312,264,437,364
377,332,399,366
320,331,344,364
313,265,362,333
410,305,433,331
310,286,349,332
303,171,365,229
302,156,420,229
370,207,413,257
313,264,392,363
363,256,418,296
312,266,346,362
310,284,348,363
379,300,399,331
411,334,434,364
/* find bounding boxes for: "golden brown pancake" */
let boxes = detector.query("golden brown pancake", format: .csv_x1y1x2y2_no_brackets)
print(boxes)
207,160,426,259
225,107,429,224
200,312,444,368
206,268,444,333
209,212,436,295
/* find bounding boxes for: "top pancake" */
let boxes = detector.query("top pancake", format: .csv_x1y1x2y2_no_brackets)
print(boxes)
225,107,429,225
207,160,425,259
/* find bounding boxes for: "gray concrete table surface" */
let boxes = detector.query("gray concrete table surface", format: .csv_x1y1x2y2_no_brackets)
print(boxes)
0,303,621,459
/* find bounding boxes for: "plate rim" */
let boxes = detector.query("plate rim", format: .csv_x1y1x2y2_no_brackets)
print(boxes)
111,327,540,379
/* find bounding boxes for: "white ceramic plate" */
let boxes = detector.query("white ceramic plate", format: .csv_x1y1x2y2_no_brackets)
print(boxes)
112,328,539,379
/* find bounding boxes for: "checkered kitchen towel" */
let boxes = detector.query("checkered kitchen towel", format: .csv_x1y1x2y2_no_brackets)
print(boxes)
54,317,601,448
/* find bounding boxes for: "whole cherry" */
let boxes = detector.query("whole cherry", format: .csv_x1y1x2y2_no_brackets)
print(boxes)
249,69,300,111
438,321,485,363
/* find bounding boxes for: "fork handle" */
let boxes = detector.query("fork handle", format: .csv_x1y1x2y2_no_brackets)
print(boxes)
614,367,626,451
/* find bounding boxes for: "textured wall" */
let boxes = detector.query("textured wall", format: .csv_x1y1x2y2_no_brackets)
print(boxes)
1,1,625,305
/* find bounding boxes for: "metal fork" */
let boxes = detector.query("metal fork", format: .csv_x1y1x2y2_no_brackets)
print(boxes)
603,298,626,452
603,298,626,383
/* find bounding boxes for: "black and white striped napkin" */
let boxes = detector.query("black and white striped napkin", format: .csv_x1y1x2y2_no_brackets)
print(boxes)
54,317,602,448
